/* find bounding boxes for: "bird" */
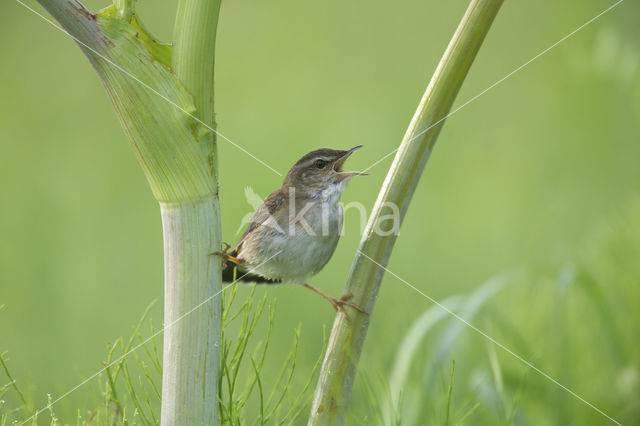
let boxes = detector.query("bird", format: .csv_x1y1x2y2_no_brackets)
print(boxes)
214,146,368,317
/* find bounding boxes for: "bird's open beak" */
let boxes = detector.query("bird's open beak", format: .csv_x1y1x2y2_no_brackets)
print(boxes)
334,145,369,177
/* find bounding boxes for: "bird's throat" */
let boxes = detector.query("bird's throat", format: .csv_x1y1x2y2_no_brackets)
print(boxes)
317,180,349,205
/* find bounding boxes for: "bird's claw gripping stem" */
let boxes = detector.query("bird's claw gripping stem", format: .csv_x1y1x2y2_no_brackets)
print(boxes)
302,284,367,320
211,242,241,268
330,293,367,320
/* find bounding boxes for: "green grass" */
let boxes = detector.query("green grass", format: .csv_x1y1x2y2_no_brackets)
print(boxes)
346,198,640,425
0,284,325,425
2,201,639,424
218,284,325,425
1,2,639,424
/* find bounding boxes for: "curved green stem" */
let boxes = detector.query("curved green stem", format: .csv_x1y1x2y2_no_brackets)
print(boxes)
308,0,504,423
33,0,224,423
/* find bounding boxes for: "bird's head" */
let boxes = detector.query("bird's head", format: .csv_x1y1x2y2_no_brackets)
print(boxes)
282,146,367,197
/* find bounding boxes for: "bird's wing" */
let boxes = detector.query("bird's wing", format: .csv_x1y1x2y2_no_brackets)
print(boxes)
235,188,286,254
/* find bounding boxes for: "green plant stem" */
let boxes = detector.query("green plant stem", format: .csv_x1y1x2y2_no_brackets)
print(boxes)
161,1,222,425
34,0,223,423
172,0,222,177
113,0,134,21
308,0,504,423
160,198,221,425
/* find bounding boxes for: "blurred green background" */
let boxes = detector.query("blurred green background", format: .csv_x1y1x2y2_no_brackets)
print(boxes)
1,0,639,424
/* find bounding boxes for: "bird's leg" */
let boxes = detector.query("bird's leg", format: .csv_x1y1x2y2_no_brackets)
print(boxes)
302,283,367,320
211,242,242,268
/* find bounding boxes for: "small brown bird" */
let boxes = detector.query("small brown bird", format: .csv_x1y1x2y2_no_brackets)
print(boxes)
215,146,368,317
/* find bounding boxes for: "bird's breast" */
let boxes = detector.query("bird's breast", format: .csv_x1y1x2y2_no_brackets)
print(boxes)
240,198,343,284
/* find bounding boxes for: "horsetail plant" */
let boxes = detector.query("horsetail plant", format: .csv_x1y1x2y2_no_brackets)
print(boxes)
33,0,222,423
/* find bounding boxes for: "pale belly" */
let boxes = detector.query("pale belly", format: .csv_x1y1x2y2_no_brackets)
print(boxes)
240,203,343,284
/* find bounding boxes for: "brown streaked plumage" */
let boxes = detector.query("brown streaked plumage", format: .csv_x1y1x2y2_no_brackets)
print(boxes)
215,146,368,317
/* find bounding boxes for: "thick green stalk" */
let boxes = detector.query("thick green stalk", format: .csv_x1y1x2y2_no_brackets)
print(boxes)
161,0,222,425
308,0,503,423
34,0,223,423
172,0,221,177
160,198,221,425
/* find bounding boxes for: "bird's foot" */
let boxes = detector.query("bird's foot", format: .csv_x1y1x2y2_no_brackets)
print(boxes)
331,293,367,317
303,284,367,320
211,242,242,268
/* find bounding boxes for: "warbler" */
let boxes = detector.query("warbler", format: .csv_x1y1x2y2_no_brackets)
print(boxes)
215,146,368,317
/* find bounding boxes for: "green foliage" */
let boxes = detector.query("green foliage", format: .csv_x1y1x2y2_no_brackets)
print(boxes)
3,204,639,424
0,351,29,425
38,0,215,202
219,284,325,425
92,5,215,202
349,199,640,425
2,217,639,425
2,1,639,425
0,286,323,425
378,272,515,425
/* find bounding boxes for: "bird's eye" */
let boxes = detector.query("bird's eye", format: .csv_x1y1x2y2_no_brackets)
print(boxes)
314,159,327,169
